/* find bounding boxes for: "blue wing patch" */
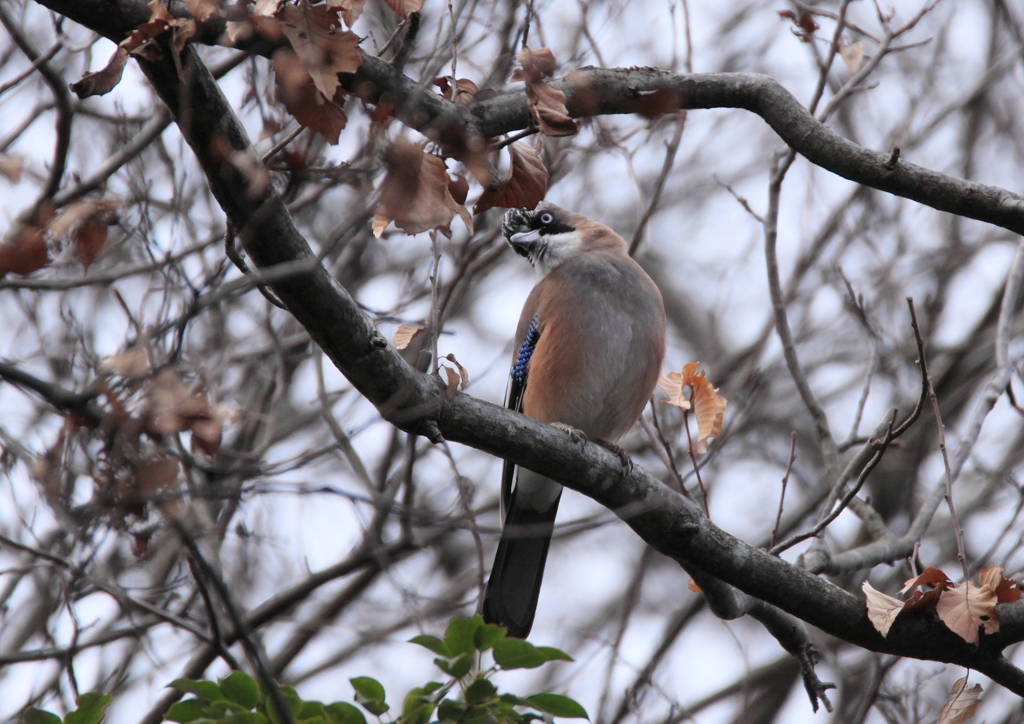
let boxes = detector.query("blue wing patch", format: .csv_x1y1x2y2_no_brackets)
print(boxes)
512,316,540,384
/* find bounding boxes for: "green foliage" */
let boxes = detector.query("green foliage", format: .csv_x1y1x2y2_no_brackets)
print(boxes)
24,694,112,724
22,616,587,724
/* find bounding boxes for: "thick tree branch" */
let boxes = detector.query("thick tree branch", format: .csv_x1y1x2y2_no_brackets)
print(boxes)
33,0,1024,238
24,0,1024,699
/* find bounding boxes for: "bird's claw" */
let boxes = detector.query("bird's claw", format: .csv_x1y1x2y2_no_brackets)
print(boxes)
551,422,588,448
596,439,633,472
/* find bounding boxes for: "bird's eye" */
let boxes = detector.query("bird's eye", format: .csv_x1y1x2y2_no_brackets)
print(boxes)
540,212,554,224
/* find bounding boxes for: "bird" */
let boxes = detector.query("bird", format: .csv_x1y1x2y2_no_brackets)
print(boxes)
482,201,666,638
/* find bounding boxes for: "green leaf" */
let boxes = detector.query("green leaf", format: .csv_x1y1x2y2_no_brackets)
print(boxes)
23,710,62,724
436,699,466,723
164,700,207,723
492,639,546,670
222,714,270,724
263,685,303,724
434,652,473,679
523,694,589,719
409,634,449,657
535,647,573,663
350,677,388,716
464,679,497,705
298,701,327,720
460,706,492,724
473,623,506,652
170,679,226,701
221,671,260,709
325,702,367,724
444,615,483,657
64,694,113,724
423,681,445,694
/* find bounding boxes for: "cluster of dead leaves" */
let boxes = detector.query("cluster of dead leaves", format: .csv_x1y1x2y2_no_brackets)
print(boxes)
71,0,198,98
863,566,1020,644
33,345,234,555
510,48,577,137
391,325,469,400
658,362,728,454
0,199,120,277
372,139,473,237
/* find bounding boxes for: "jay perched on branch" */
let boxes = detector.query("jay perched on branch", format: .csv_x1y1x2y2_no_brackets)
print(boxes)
483,202,667,638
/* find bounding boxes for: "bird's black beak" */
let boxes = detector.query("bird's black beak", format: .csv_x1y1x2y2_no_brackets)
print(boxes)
507,229,540,259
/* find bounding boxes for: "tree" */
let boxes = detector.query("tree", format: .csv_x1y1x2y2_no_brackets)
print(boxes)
2,0,1024,722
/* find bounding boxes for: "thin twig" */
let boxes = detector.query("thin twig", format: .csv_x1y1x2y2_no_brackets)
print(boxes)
770,433,797,548
682,410,709,515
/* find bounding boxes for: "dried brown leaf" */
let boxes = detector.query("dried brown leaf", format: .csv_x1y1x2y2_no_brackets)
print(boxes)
374,139,470,236
432,76,479,103
133,456,181,499
277,0,362,100
443,365,460,400
473,140,548,214
0,154,23,183
0,223,50,276
48,200,120,270
900,566,950,594
327,0,366,27
839,40,865,74
100,346,153,378
143,371,212,437
272,49,347,144
169,17,197,54
935,581,998,644
659,362,726,454
71,46,130,98
445,353,470,390
254,0,283,15
383,0,422,20
184,0,219,21
393,322,424,350
515,48,557,80
526,80,577,137
862,580,904,638
939,677,982,724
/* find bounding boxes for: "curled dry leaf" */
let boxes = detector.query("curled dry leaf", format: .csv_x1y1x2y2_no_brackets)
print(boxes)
142,370,212,438
839,40,865,74
935,581,998,645
373,139,472,237
184,0,218,21
442,366,460,400
939,676,982,724
393,322,425,350
272,49,347,144
48,200,120,270
433,76,479,104
686,578,702,593
473,140,548,215
328,0,367,27
276,0,362,100
71,0,188,98
383,0,423,20
527,82,577,136
900,566,950,594
100,345,153,379
862,580,904,638
978,565,1021,603
0,209,52,278
658,362,727,454
444,353,470,389
511,48,577,137
512,47,557,82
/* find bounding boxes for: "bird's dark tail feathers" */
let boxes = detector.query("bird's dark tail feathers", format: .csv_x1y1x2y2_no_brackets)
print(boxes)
482,489,562,639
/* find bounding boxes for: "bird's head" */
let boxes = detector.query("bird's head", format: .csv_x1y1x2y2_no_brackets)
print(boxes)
501,202,589,278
